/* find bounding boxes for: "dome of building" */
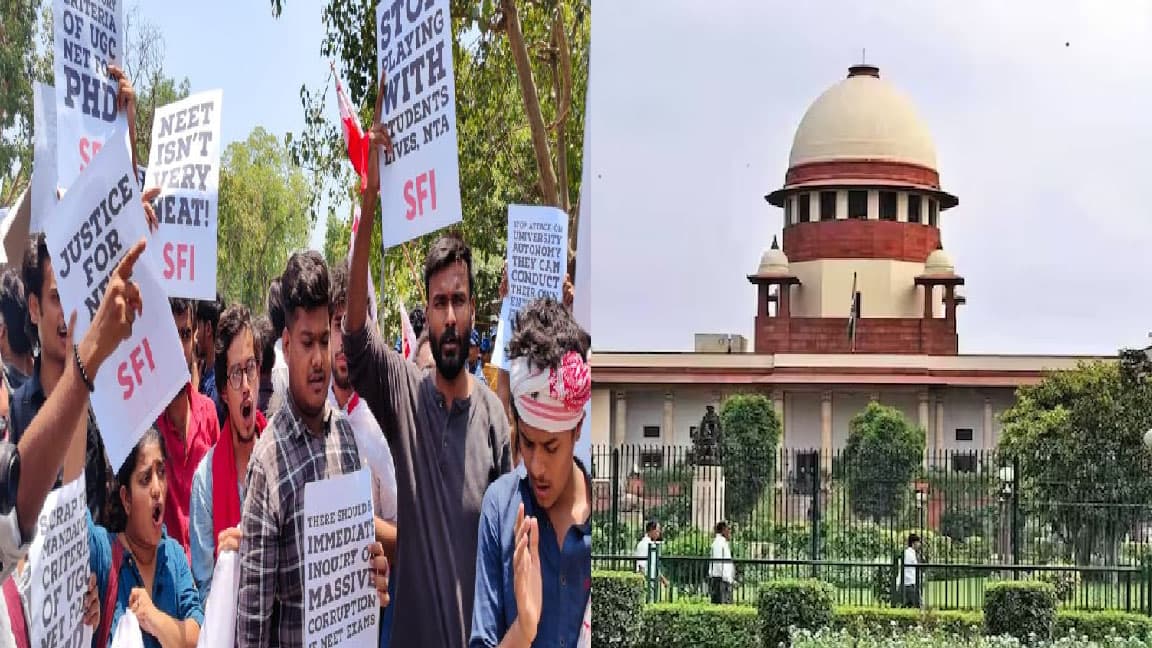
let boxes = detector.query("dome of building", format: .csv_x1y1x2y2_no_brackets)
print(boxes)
757,236,790,275
788,65,937,170
924,246,955,275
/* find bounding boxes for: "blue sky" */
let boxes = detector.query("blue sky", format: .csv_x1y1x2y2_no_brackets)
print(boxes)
147,0,336,250
590,0,1152,355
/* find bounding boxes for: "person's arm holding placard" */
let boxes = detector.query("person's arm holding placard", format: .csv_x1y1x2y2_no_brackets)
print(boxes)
15,239,147,538
343,73,412,447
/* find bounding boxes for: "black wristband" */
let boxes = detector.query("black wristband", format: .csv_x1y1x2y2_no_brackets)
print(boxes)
74,344,95,392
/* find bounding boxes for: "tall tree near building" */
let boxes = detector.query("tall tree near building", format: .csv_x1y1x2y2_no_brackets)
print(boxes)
998,353,1152,565
843,402,925,524
719,394,780,524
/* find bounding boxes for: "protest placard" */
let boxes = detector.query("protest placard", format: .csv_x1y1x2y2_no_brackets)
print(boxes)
44,123,189,471
375,0,462,248
303,469,378,648
27,476,93,648
491,205,569,370
53,0,123,193
143,90,222,300
32,81,58,233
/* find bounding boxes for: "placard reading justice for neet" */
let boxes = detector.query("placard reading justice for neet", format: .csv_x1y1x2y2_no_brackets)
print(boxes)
143,90,223,300
44,124,190,471
53,0,123,193
375,0,462,249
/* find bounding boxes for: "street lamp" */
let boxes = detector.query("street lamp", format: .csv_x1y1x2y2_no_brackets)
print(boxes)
997,465,1016,569
914,489,927,533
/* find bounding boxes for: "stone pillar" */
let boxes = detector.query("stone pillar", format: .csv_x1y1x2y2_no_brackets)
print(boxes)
693,465,726,534
945,285,957,321
614,390,628,447
923,285,935,319
772,390,785,449
935,395,946,466
821,391,833,475
663,392,675,443
918,391,931,466
983,397,994,450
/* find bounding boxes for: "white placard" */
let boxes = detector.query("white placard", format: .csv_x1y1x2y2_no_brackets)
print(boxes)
143,90,222,300
53,0,123,192
32,81,58,233
375,0,462,248
44,124,189,470
491,205,569,369
27,476,93,648
303,469,378,648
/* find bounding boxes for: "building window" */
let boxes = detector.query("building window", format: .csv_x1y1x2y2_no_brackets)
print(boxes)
784,198,793,225
928,199,939,227
819,191,837,221
952,453,977,473
879,191,897,221
955,428,974,442
797,193,810,223
639,451,663,469
643,425,661,439
847,190,868,220
907,194,922,223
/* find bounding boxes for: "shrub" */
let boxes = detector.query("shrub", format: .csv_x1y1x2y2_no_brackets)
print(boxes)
592,571,646,647
984,580,1057,643
842,402,925,523
756,579,834,648
1055,610,1152,640
720,394,781,523
638,603,759,648
1035,566,1082,603
832,606,983,639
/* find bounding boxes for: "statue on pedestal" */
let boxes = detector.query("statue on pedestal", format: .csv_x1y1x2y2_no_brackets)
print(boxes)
693,405,723,465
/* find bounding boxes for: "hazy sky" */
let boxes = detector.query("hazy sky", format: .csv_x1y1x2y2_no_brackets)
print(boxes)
148,0,334,250
590,0,1152,355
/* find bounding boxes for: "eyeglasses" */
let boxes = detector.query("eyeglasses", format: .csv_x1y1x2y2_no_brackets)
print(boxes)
227,358,259,390
179,327,194,341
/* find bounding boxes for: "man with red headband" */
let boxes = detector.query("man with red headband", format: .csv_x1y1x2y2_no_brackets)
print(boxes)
469,296,591,648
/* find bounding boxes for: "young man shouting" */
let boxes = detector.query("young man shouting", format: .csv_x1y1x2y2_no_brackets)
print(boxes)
470,296,591,648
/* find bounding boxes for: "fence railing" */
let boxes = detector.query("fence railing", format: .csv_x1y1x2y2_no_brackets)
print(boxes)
592,444,1152,572
594,553,1152,613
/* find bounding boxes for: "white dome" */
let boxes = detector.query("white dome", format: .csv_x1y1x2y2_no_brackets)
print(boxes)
924,248,954,275
788,66,937,170
757,237,790,275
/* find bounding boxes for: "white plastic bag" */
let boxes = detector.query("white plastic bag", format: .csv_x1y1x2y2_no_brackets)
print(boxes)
577,592,591,648
196,551,241,648
110,610,144,648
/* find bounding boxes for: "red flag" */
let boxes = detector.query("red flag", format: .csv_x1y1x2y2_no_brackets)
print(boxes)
334,64,368,191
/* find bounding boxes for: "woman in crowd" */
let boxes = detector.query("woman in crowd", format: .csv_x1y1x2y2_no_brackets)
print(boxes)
91,428,204,648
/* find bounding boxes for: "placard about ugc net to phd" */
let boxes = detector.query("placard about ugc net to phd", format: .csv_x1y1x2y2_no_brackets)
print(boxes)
376,0,462,248
45,125,189,471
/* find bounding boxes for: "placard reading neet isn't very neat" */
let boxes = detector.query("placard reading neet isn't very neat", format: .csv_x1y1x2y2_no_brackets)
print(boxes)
143,90,222,300
375,0,462,248
44,125,189,471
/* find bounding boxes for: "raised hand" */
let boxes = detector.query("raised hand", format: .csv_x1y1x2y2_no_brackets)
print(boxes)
108,65,139,172
142,186,160,233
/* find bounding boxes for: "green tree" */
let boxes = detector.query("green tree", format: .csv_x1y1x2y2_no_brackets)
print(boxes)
719,394,780,524
122,5,192,166
998,354,1152,566
842,401,925,523
217,127,313,311
0,0,51,206
269,0,587,328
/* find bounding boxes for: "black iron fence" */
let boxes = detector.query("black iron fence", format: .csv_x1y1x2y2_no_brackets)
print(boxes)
591,444,1152,609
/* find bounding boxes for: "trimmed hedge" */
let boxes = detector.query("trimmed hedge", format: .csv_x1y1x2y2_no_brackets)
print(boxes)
832,605,983,639
1055,610,1152,641
592,571,646,647
638,603,759,648
984,581,1057,643
757,580,834,648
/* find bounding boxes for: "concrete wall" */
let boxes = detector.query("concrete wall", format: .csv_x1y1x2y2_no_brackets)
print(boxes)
789,259,941,319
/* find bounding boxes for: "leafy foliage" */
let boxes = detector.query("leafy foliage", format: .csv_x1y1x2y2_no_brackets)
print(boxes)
591,571,646,648
639,603,759,648
217,127,312,310
984,581,1058,643
0,0,51,205
719,394,781,524
268,0,588,334
833,606,984,640
843,402,926,523
998,360,1152,566
756,579,835,648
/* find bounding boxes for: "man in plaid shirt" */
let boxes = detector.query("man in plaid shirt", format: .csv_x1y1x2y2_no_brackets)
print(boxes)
236,251,392,647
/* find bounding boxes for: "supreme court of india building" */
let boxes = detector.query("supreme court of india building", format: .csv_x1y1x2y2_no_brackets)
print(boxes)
589,64,1108,469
